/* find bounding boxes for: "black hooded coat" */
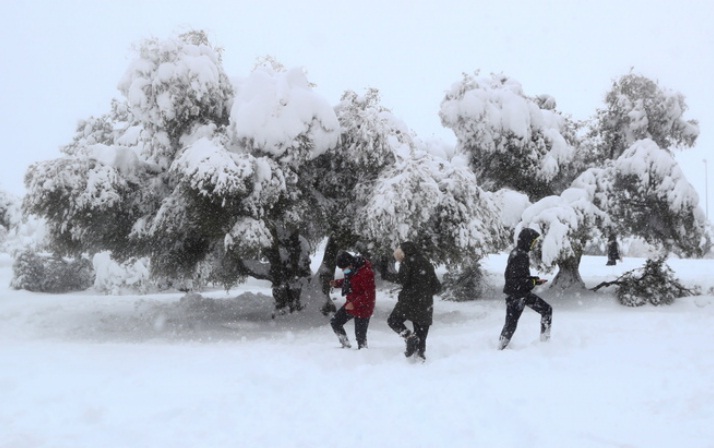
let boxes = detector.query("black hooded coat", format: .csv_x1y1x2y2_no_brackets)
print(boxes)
382,242,440,325
503,228,541,296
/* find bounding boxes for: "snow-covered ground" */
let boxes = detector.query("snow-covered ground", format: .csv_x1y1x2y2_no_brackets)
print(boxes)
1,252,713,448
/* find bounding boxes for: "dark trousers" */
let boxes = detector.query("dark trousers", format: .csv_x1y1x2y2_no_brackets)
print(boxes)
331,306,370,348
499,293,552,342
387,310,430,355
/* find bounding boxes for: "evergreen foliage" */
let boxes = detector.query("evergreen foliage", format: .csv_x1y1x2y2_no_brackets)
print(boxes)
440,72,579,202
440,264,484,302
591,72,699,161
611,139,709,256
592,257,699,306
11,251,94,293
358,149,506,267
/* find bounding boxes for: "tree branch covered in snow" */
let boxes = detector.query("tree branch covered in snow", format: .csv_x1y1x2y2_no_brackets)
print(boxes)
591,257,699,306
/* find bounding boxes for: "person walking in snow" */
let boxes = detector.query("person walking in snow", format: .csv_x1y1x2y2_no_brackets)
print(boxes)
606,232,622,266
498,228,552,350
329,251,376,349
380,241,441,361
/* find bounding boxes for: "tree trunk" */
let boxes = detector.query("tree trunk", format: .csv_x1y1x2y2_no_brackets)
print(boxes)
312,233,358,297
551,253,586,290
266,227,311,315
317,236,340,294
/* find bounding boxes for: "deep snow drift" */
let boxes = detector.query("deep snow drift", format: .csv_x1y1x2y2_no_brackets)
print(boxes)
1,253,713,448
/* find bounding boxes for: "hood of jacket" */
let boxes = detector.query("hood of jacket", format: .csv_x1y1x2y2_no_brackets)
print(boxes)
399,241,419,257
516,228,540,252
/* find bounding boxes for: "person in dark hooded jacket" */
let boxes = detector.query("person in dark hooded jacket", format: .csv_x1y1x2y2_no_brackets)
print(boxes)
498,228,552,350
606,232,622,266
381,241,440,361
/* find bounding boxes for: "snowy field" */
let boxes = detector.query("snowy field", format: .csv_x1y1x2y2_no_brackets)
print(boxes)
1,252,713,448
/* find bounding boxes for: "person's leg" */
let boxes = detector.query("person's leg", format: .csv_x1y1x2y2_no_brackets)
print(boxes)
387,305,410,337
525,293,552,341
389,304,420,357
354,317,370,349
330,306,353,348
498,296,526,349
413,323,430,360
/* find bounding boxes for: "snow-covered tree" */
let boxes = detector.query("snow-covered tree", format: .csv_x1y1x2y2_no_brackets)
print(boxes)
611,139,708,256
440,70,707,291
0,191,21,254
305,88,399,276
585,73,708,257
304,88,507,302
440,72,578,201
517,188,608,289
0,191,20,236
355,142,508,300
23,32,342,312
118,30,234,163
537,73,709,290
589,72,699,161
357,144,506,267
221,58,340,312
26,30,234,264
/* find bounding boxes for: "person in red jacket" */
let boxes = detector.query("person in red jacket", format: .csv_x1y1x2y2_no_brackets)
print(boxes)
329,251,376,349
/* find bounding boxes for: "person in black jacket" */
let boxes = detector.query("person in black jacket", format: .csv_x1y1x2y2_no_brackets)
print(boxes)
498,228,552,350
606,232,622,266
381,241,441,361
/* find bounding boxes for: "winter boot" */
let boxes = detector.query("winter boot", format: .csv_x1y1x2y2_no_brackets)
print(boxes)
415,349,426,362
497,336,510,350
358,341,368,350
540,324,551,342
337,334,352,349
404,334,420,357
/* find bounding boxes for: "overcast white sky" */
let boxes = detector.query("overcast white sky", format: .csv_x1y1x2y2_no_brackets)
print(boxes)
1,0,712,218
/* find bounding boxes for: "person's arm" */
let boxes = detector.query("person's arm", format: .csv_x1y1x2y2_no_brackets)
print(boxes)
379,256,401,283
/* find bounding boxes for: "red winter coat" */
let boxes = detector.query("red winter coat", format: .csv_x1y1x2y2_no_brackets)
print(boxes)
333,260,376,319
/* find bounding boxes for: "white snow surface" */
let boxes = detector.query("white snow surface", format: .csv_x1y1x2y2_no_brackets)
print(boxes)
1,252,713,448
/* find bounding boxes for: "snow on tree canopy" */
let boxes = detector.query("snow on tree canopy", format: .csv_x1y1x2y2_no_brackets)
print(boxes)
170,132,287,217
334,88,406,171
27,157,127,213
171,137,255,198
491,189,531,228
225,217,273,256
440,74,572,162
229,65,340,161
570,166,614,214
117,32,233,138
84,143,146,182
615,139,699,214
439,72,575,195
600,73,700,157
358,147,503,263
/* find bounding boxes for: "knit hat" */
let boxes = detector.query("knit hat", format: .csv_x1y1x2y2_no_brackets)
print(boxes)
336,251,356,269
399,241,418,256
